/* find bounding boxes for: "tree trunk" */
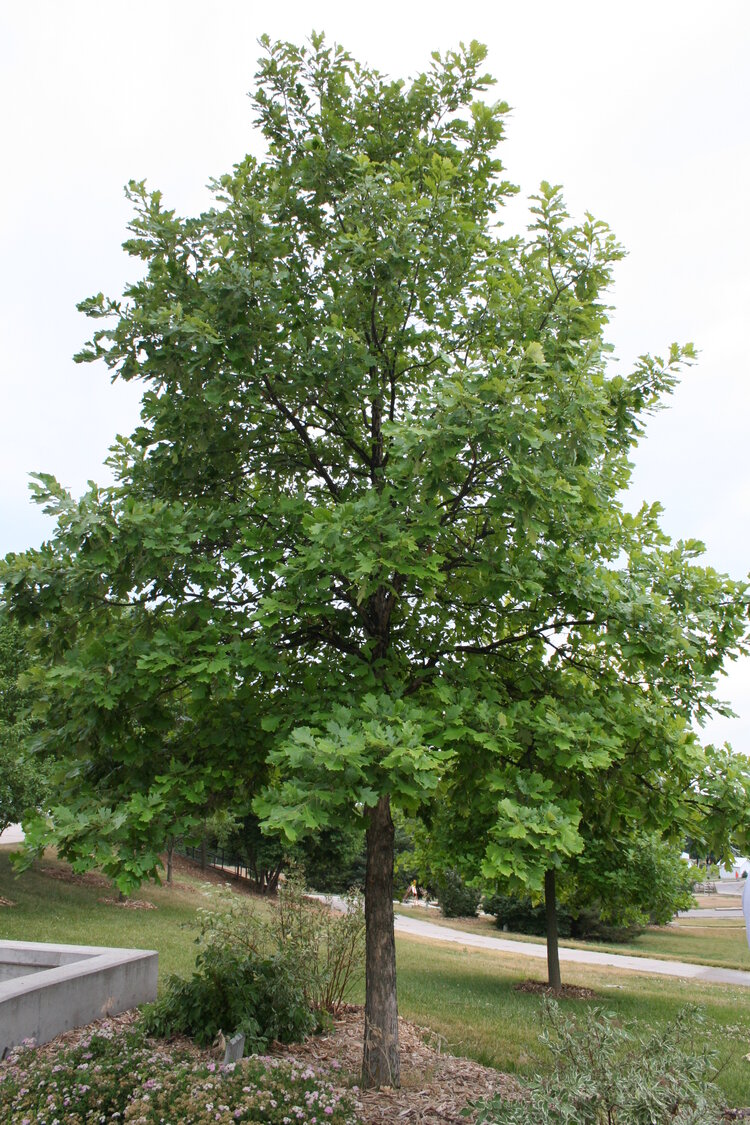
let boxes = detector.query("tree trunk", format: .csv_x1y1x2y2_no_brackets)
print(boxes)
545,868,562,992
361,794,400,1089
200,832,207,872
166,837,174,885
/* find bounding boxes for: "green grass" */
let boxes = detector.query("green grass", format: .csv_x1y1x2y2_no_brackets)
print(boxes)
394,903,750,971
0,848,214,985
394,934,750,1107
2,850,750,1107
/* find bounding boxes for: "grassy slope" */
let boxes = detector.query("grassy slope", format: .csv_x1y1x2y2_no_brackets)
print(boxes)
2,851,749,1106
394,904,750,971
0,848,217,983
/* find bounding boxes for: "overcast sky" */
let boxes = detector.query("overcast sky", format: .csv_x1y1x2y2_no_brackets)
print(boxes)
1,1,749,751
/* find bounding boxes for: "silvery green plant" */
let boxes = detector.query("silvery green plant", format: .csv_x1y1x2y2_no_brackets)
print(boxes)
475,1002,724,1124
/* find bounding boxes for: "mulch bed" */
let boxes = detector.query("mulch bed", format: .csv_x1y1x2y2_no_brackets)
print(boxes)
513,978,596,999
98,896,158,909
269,1006,522,1124
40,863,111,888
11,1007,750,1123
16,1007,521,1124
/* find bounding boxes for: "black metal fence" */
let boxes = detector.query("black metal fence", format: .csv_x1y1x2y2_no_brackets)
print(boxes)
179,843,251,883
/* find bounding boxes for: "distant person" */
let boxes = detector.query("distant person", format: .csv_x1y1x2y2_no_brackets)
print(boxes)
402,880,418,904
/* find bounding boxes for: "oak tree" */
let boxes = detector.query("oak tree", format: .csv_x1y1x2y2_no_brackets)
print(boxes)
3,35,748,1083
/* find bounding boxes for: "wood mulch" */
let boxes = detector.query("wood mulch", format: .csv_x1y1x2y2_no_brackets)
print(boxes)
15,1007,520,1124
269,1006,522,1124
98,896,158,909
12,1008,750,1123
40,863,111,888
513,978,596,1000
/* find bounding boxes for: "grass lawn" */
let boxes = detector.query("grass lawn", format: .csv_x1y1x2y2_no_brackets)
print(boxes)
2,849,750,1107
394,934,750,1106
394,903,750,971
0,847,225,983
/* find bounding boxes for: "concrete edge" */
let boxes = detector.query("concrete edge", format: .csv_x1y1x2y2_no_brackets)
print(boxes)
0,948,158,1004
0,941,158,1056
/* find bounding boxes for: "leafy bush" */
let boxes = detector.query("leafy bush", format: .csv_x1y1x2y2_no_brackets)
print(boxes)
140,945,315,1050
201,873,366,1016
435,869,481,917
299,824,367,894
569,907,640,943
0,1025,360,1124
483,893,573,938
475,1002,723,1124
565,835,696,934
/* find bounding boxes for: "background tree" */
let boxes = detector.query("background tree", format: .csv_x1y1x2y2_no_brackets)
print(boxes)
2,35,748,1084
483,833,697,942
425,638,750,988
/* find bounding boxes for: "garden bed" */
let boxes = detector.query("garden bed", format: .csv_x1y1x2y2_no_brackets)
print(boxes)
270,1005,521,1123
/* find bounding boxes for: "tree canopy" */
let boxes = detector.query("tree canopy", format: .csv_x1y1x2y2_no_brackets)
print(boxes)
0,617,50,834
2,34,749,1084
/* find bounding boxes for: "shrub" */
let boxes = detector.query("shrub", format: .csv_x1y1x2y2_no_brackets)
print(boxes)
475,1001,723,1124
564,835,696,935
435,869,481,918
140,945,315,1050
0,1025,360,1124
199,873,366,1017
483,894,573,938
272,876,366,1015
568,907,640,943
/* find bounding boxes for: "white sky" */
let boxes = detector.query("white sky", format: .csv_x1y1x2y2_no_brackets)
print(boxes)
1,0,749,751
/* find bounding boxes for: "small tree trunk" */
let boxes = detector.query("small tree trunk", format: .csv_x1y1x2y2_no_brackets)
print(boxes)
361,794,400,1089
545,868,562,992
200,832,207,872
166,837,174,885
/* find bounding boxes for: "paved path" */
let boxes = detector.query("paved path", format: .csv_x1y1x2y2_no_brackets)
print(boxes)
679,907,743,919
310,894,750,988
0,824,24,845
392,912,750,988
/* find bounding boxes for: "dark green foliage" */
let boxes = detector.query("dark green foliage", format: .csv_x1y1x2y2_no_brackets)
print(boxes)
484,893,573,938
484,837,696,943
0,618,48,833
565,834,697,935
435,869,482,918
298,824,367,894
208,810,293,895
476,1002,724,1124
141,945,315,1050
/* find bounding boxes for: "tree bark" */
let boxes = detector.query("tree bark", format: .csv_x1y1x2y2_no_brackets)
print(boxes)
545,868,562,992
361,794,400,1089
166,837,174,885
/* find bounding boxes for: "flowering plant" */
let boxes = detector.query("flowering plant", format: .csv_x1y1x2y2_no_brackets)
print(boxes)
0,1027,360,1124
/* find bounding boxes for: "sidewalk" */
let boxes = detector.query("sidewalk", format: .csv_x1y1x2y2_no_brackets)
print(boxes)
0,824,24,845
393,912,750,989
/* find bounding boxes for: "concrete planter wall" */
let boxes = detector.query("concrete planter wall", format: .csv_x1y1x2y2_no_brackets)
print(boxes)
0,940,158,1057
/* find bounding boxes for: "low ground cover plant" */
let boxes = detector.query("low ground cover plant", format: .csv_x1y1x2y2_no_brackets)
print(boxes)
475,1001,724,1124
0,1026,360,1124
